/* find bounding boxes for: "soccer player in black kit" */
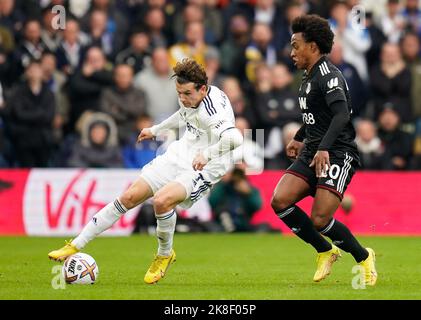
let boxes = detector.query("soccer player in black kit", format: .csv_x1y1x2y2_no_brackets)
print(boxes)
271,15,377,285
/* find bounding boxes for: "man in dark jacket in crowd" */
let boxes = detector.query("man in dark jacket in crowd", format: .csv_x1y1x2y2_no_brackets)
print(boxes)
67,46,113,134
6,59,55,167
377,107,413,170
100,64,146,145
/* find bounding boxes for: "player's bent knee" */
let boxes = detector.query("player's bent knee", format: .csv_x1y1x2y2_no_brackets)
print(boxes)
153,194,174,213
119,192,139,210
271,195,292,213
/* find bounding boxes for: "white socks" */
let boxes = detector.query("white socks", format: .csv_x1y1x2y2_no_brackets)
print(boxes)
72,199,128,250
156,210,177,257
71,198,176,257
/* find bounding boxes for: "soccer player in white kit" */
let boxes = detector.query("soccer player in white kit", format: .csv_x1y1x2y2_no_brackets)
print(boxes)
48,59,244,284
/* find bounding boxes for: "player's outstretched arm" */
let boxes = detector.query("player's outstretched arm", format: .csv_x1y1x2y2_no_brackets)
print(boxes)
137,110,181,143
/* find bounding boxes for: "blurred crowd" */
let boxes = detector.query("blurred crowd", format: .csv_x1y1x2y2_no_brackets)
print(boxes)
0,0,421,171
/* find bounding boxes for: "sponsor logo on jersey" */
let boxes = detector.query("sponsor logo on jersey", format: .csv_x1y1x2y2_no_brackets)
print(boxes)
327,77,339,89
298,97,307,110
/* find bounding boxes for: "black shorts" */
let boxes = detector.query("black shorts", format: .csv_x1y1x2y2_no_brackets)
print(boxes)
285,151,357,200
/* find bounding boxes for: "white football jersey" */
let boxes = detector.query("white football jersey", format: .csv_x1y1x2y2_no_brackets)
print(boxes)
166,85,236,169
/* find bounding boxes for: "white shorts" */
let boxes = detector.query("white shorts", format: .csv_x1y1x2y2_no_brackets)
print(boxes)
140,151,228,209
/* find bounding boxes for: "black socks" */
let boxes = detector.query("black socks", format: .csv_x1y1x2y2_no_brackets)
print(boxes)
276,205,332,253
319,219,369,263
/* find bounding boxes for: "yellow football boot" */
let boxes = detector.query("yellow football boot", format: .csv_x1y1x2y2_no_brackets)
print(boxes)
313,244,341,282
48,239,79,262
358,248,377,286
144,249,176,284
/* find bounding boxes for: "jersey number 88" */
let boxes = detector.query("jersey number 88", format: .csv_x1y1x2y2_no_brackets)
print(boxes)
302,113,315,125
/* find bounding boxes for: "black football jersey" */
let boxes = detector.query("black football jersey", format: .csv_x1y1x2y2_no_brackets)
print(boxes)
297,56,360,161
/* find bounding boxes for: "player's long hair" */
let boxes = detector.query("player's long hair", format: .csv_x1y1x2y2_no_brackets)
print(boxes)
172,58,208,90
291,15,334,54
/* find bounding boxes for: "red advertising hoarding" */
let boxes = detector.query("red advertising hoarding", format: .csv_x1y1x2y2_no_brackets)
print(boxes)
1,169,420,235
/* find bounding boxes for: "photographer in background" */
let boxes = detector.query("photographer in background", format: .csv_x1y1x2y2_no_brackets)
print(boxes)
208,167,263,232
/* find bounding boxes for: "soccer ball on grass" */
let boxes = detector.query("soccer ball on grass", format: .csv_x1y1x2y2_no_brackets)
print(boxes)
62,253,99,284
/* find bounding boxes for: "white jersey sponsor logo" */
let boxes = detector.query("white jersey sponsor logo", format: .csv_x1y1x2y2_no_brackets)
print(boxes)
327,77,339,89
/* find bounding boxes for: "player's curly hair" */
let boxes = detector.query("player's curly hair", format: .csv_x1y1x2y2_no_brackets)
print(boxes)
291,15,334,54
172,58,208,89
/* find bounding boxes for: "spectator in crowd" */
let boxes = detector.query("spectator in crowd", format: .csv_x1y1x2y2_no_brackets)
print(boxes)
377,107,413,170
115,29,152,74
67,112,123,168
278,121,301,169
400,31,421,119
219,14,250,76
6,59,55,167
267,63,301,126
173,2,223,45
100,64,146,144
365,11,388,70
67,46,113,133
355,119,384,170
40,6,61,52
370,42,412,123
253,0,291,52
122,114,162,169
276,1,306,69
87,9,125,60
233,117,264,175
41,52,69,144
55,19,89,75
169,21,213,68
68,0,90,19
376,0,405,44
221,76,256,128
204,46,224,87
202,0,224,45
135,0,177,42
0,0,25,39
399,0,421,37
208,167,263,232
329,1,371,82
241,22,277,86
13,19,46,81
329,39,368,117
252,63,300,168
173,4,204,43
221,0,254,30
143,7,169,49
134,47,178,123
80,0,129,47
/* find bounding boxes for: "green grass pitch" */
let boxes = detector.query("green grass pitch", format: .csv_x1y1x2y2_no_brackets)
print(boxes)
1,234,420,300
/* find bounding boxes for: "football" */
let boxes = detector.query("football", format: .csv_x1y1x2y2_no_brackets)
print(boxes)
62,253,99,285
